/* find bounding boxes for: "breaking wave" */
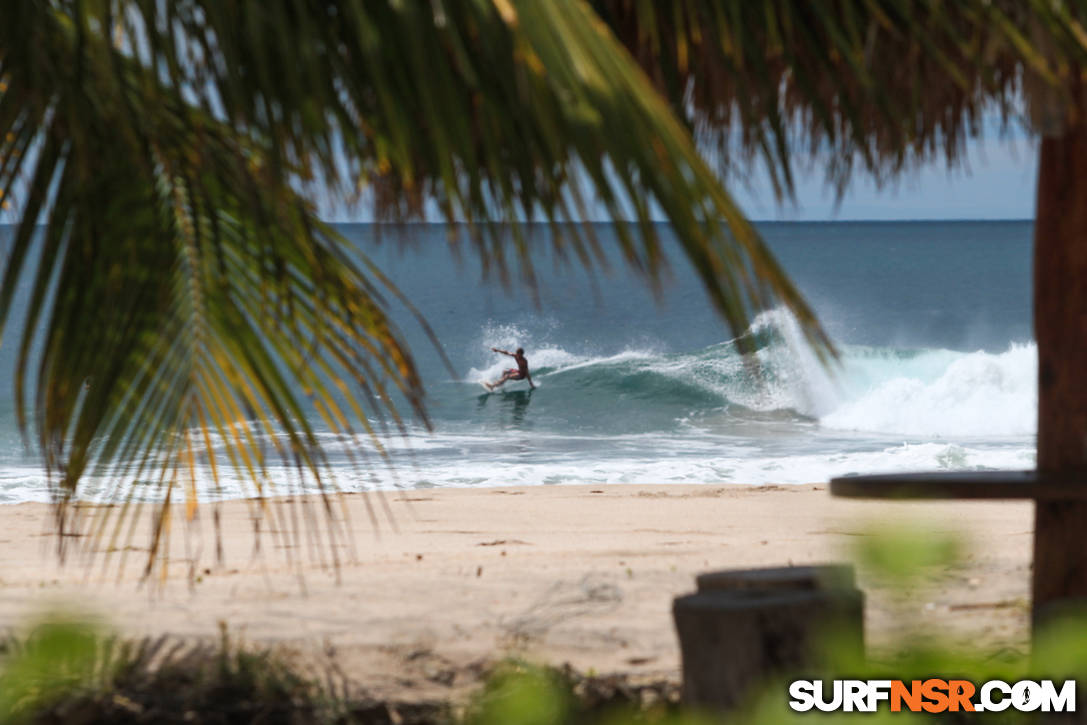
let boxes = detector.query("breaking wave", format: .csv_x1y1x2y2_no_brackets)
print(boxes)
462,311,1037,438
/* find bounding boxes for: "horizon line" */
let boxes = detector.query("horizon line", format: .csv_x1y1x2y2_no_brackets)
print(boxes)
319,217,1036,225
0,217,1036,228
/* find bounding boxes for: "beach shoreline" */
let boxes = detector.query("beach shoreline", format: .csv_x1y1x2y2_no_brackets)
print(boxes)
0,483,1033,701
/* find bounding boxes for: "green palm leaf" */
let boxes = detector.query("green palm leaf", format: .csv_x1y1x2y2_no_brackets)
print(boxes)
0,0,840,575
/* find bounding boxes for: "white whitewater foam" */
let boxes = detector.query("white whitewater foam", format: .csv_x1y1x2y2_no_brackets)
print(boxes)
820,343,1036,436
465,320,658,383
0,428,1037,502
730,308,1037,437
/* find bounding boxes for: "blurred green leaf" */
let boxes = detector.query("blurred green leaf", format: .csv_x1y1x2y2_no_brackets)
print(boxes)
855,523,964,583
1031,609,1087,683
463,662,573,725
0,617,100,723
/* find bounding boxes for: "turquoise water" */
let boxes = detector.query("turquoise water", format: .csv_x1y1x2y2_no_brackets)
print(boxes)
0,221,1037,500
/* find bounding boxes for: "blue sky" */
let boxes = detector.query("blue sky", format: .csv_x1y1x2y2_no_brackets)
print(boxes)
0,121,1040,225
321,131,1039,223
734,136,1038,221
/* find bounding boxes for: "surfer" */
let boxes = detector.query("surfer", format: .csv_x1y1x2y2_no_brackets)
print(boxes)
485,347,536,390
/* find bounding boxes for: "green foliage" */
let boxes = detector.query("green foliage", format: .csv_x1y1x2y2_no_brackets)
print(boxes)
462,661,710,725
459,624,1085,725
0,617,100,723
464,662,574,725
1032,610,1087,685
0,617,326,724
854,522,964,584
4,611,1086,724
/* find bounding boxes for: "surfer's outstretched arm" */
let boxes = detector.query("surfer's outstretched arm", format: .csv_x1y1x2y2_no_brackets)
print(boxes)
491,347,513,357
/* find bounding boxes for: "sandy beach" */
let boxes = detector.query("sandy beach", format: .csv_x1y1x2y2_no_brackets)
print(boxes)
0,484,1032,701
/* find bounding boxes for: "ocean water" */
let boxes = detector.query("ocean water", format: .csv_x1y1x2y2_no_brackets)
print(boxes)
0,221,1037,501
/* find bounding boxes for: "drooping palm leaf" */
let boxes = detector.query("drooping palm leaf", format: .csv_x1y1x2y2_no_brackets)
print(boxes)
138,0,823,335
0,3,431,574
0,0,848,575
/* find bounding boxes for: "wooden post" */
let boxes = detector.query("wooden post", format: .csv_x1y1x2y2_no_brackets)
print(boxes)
1032,119,1087,621
673,565,863,711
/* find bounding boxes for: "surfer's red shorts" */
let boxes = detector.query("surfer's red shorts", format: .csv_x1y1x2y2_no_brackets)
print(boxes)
506,368,525,379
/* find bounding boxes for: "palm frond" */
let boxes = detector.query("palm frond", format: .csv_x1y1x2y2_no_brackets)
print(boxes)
120,0,823,345
1,3,425,573
0,0,837,575
597,0,1087,197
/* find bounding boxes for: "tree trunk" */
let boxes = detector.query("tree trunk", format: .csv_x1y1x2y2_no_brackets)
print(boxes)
1032,125,1087,620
